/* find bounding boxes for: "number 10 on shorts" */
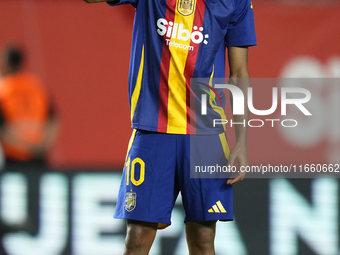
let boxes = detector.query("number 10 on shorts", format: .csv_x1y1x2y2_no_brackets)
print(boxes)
125,157,145,186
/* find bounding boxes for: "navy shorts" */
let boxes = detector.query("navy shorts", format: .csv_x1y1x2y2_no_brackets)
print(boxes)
114,129,233,228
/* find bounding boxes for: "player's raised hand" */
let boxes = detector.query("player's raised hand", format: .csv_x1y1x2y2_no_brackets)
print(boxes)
226,143,248,185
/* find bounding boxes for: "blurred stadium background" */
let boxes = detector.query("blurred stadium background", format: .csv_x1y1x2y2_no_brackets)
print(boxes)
0,0,339,254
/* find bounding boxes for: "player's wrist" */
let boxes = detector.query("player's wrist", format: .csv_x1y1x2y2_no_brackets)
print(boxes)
235,137,248,147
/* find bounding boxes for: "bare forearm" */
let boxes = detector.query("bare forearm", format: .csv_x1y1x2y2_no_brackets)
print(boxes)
225,47,251,184
229,71,250,146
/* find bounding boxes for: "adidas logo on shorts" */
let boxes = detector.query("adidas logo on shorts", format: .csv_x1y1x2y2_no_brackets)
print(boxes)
208,201,227,213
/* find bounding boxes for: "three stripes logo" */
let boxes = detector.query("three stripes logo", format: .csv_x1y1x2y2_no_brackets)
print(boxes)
208,200,227,213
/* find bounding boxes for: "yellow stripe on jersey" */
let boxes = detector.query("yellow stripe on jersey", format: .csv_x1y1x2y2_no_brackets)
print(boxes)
124,129,137,163
208,66,228,133
130,45,145,122
219,132,230,161
167,2,197,134
207,66,230,160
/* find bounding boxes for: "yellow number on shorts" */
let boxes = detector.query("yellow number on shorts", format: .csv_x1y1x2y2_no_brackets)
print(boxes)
125,157,145,186
131,158,145,186
125,157,131,185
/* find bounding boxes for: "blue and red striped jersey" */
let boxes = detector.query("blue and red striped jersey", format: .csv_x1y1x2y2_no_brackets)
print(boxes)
109,0,256,134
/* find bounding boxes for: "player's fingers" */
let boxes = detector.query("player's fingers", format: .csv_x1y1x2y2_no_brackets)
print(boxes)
227,171,246,184
227,176,244,185
227,178,237,185
226,178,233,185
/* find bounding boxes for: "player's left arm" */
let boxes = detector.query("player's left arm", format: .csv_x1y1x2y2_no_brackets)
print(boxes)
226,46,250,185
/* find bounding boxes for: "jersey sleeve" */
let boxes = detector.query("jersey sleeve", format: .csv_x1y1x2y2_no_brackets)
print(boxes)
107,0,138,8
225,0,257,47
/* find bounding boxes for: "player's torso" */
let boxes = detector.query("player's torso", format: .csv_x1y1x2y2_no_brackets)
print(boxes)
135,0,234,74
129,0,239,134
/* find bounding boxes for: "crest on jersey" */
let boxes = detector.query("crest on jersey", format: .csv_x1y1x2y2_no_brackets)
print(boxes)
125,192,136,212
177,0,195,16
